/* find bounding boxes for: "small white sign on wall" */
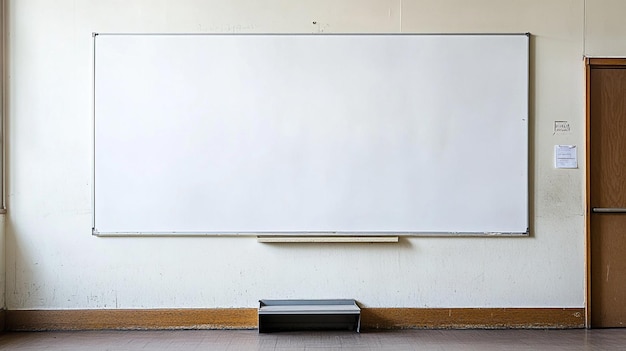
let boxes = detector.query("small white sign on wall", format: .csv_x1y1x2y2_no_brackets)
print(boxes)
555,145,577,169
554,121,571,134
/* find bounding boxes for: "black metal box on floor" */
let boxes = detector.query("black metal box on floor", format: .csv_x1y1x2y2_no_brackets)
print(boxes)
258,299,361,333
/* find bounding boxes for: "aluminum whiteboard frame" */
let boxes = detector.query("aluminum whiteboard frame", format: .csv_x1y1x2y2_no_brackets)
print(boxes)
91,33,530,237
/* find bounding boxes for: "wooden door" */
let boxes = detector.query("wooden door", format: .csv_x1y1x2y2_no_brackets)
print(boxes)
589,60,626,328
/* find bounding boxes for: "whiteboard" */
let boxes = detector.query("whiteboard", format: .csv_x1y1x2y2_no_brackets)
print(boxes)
93,33,529,235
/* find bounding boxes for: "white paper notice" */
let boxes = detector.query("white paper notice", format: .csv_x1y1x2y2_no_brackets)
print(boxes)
555,145,577,169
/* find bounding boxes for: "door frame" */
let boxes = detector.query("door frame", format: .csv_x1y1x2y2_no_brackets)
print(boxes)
585,57,626,328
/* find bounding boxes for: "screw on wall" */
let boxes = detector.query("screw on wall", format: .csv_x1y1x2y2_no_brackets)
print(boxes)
311,20,329,33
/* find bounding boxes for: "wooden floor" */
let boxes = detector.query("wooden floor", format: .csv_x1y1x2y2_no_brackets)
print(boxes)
1,329,626,350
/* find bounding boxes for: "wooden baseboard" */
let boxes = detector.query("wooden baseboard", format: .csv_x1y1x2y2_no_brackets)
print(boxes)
0,309,5,331
361,308,585,329
4,307,585,331
5,309,258,331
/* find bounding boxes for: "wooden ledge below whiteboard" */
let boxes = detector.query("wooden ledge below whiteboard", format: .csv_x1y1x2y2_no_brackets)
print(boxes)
257,236,399,243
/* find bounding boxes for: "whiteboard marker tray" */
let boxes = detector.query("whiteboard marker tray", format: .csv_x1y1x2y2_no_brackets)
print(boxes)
258,299,360,333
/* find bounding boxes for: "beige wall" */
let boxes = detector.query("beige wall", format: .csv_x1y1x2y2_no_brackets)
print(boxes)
1,0,6,309
2,0,624,310
585,0,626,56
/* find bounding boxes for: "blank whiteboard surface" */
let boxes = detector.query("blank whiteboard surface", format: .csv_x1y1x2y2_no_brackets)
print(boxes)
93,33,529,235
